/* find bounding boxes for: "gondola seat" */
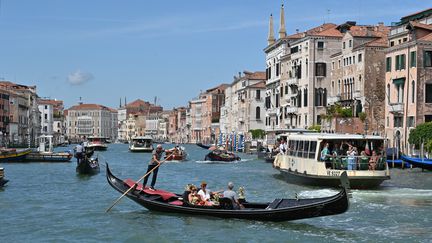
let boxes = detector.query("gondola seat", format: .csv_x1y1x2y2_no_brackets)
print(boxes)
218,197,234,210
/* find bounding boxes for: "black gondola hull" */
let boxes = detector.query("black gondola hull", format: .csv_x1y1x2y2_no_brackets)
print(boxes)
106,164,349,221
204,152,241,162
76,158,100,175
196,143,211,149
0,178,8,187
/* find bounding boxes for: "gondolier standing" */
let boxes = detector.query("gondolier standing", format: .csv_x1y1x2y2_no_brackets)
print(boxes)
143,144,164,191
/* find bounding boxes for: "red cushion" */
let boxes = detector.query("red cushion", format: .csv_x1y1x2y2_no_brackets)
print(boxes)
124,179,177,200
168,200,183,206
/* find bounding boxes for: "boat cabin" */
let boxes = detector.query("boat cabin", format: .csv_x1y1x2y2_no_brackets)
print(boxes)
37,135,54,153
131,136,153,147
278,133,386,171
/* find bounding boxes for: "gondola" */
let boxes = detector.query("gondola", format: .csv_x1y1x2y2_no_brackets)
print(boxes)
196,143,212,149
165,147,187,161
204,150,241,162
0,167,8,187
386,159,411,168
76,150,100,175
106,164,350,222
401,155,432,170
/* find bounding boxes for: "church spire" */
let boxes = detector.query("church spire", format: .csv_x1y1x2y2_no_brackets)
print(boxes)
279,4,286,38
120,98,122,108
267,14,276,45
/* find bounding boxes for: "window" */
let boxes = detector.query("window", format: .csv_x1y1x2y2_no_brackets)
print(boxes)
410,51,416,67
387,84,391,104
395,54,405,70
358,53,362,62
390,41,394,47
285,85,288,95
304,88,308,107
315,63,326,77
275,94,279,108
349,40,352,47
256,107,261,120
291,46,299,54
412,81,415,103
317,41,324,49
343,42,346,49
309,141,317,159
44,114,47,119
332,61,335,70
256,90,261,100
426,84,432,103
386,57,392,72
394,117,403,127
276,63,280,76
303,141,309,158
408,116,415,127
425,51,432,67
426,115,432,123
265,96,271,109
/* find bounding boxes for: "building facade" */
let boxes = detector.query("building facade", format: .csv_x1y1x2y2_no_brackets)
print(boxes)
384,9,432,152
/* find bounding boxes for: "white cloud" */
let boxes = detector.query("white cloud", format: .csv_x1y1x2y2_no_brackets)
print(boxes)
67,70,94,85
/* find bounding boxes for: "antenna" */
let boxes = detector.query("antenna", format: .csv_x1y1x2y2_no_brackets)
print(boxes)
326,9,331,23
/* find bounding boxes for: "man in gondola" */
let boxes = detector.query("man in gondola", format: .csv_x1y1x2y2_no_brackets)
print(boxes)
143,144,164,191
74,143,84,165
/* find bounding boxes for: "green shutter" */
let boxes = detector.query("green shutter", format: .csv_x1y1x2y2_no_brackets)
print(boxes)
411,51,416,67
392,78,405,85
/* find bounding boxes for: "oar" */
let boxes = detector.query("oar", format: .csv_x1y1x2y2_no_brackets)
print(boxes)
105,153,174,213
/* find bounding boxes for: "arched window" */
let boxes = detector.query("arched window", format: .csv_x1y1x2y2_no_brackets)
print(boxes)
304,88,308,107
411,81,415,103
256,107,260,120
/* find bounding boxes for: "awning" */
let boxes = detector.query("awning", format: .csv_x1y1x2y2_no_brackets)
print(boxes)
392,77,405,85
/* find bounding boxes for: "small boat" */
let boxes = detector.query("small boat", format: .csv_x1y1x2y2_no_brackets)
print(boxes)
165,146,187,161
25,135,73,162
85,136,108,151
386,159,411,168
106,164,350,222
0,167,8,187
196,143,212,149
0,148,32,162
401,155,432,170
76,150,100,175
129,136,153,153
204,149,241,162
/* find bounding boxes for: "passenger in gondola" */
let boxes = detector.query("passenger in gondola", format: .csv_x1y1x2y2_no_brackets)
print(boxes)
188,185,206,206
197,181,221,206
222,182,244,209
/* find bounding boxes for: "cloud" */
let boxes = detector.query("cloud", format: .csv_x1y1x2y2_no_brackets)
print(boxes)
67,70,94,85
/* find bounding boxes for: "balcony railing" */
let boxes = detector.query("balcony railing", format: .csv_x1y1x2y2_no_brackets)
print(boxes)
266,108,277,116
286,77,299,86
286,107,298,114
327,95,341,104
389,103,404,114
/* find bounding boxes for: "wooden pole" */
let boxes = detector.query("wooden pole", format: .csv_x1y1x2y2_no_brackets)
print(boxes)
105,153,173,213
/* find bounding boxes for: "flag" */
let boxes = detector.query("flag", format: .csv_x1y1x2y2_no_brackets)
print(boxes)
365,141,371,156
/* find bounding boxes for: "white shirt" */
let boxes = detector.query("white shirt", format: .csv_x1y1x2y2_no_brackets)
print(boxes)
75,144,84,153
197,189,211,201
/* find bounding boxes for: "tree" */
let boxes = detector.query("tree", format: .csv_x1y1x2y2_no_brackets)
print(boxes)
249,129,265,139
408,122,432,150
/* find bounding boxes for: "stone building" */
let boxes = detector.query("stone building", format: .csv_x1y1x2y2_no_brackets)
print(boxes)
220,71,266,141
0,81,41,146
384,8,432,151
327,22,390,134
65,103,117,141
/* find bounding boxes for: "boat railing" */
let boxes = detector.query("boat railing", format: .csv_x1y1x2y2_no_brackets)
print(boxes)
325,155,386,171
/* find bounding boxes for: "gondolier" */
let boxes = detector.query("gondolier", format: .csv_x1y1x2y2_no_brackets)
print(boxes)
143,144,164,191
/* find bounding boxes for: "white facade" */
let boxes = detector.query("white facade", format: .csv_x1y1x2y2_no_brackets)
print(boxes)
38,104,54,135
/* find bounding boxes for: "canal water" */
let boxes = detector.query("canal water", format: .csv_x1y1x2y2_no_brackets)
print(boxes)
1,144,431,242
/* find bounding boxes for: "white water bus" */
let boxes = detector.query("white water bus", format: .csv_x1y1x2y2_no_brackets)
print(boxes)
129,136,153,153
273,132,390,189
85,136,108,151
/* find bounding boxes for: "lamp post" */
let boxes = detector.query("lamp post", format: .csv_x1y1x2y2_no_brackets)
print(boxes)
364,120,369,135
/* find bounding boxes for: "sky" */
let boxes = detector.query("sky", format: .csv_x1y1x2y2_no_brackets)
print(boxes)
0,0,430,110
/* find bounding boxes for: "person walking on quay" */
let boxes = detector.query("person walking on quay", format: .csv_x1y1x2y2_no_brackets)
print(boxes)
143,144,165,191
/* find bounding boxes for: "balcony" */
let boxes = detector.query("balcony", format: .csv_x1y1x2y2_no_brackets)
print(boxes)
285,107,298,114
267,108,277,116
286,77,299,86
327,95,341,104
389,103,404,114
